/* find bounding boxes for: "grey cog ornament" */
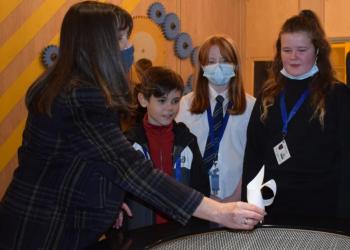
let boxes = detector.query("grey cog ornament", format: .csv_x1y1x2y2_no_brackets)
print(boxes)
147,2,166,24
174,32,193,59
41,45,59,68
162,13,180,40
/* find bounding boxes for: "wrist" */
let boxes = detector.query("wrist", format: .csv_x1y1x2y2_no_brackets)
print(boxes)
193,196,225,225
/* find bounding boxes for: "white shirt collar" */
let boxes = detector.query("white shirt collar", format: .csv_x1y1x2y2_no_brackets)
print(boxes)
208,85,229,109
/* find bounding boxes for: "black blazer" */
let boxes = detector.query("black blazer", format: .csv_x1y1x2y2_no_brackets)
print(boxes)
0,85,203,249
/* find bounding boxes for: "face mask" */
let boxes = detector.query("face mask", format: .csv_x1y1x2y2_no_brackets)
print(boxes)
202,63,235,86
280,63,319,80
121,45,134,73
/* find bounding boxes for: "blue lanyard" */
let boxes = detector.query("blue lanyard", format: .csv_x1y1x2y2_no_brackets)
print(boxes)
206,101,232,157
141,146,149,160
175,158,181,181
142,146,182,181
280,89,309,136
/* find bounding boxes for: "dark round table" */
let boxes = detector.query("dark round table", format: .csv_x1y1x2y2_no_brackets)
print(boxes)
89,216,350,250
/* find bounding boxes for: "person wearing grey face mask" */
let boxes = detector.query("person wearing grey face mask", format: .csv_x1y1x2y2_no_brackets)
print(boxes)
177,35,256,204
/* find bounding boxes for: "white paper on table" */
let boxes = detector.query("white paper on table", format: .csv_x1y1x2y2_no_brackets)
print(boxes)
247,166,277,209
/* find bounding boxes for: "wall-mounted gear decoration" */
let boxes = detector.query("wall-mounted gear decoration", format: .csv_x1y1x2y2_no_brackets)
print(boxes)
129,16,166,82
130,16,166,64
147,2,166,25
184,74,193,95
162,13,180,40
147,2,200,82
41,45,59,68
174,32,193,59
191,46,199,66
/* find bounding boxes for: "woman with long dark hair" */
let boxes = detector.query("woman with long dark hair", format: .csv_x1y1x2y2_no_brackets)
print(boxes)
0,2,264,249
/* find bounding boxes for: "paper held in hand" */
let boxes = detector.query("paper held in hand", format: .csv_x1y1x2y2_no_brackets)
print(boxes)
247,166,277,209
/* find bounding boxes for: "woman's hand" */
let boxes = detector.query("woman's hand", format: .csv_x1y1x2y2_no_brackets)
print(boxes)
113,203,133,229
193,197,265,230
215,201,265,229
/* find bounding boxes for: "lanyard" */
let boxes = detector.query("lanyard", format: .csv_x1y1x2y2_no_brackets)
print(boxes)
141,146,149,160
142,146,182,181
206,101,232,158
280,89,309,136
175,158,181,181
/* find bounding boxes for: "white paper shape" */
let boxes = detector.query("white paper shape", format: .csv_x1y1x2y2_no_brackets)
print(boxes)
247,166,277,209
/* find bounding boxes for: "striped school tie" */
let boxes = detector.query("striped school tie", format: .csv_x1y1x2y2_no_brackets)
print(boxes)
203,95,224,172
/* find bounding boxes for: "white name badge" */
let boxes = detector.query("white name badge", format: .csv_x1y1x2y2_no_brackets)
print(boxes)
273,139,291,165
209,162,220,195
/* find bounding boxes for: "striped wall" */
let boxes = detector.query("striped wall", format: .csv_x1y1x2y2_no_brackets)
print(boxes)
2,0,344,199
0,0,245,199
0,0,141,198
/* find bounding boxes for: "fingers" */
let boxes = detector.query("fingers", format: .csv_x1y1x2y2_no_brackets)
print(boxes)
220,201,266,230
234,202,265,221
121,203,133,217
228,218,255,230
237,201,265,215
242,217,261,227
118,211,124,227
242,210,264,222
113,211,124,229
113,203,134,230
239,218,258,229
230,215,262,230
113,203,133,229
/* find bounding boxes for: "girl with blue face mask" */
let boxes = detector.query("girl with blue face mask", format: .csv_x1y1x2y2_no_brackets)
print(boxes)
242,10,350,223
202,60,235,88
177,35,256,203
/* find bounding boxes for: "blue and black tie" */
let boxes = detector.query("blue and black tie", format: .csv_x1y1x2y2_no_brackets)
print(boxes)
203,95,224,172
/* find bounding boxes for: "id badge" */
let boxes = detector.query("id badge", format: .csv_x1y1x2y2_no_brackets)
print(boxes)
273,139,291,165
209,162,220,195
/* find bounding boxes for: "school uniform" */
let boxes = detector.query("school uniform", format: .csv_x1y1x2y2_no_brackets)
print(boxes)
176,86,256,199
124,118,210,230
242,76,350,220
